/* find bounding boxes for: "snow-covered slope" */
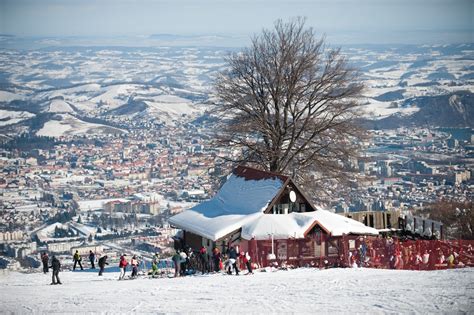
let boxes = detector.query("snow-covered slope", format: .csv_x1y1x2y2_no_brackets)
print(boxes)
1,44,473,133
360,99,420,120
0,109,35,126
48,99,75,113
0,90,25,103
0,268,472,313
36,113,126,137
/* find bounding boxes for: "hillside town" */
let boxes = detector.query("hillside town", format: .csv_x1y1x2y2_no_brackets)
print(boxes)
0,119,472,271
0,36,473,274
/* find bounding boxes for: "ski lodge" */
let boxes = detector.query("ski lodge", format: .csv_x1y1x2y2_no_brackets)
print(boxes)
169,165,379,267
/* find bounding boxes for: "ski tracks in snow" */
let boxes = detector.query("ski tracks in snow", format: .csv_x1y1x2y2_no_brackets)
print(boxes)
0,267,472,314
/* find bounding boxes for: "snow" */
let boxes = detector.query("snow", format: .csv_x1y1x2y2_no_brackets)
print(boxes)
241,212,316,240
48,99,74,113
0,268,472,313
241,210,378,240
89,84,134,109
35,222,69,243
152,94,190,103
0,90,25,102
70,222,97,236
78,198,129,211
36,113,126,137
36,118,72,137
361,99,420,120
141,94,203,125
145,100,199,120
312,208,379,236
169,174,284,241
0,109,35,126
47,83,102,97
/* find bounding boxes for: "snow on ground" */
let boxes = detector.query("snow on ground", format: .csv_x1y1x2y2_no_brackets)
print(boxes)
78,198,130,211
361,99,420,120
48,99,75,113
36,113,126,137
89,84,135,109
0,268,472,314
0,90,25,102
0,109,35,126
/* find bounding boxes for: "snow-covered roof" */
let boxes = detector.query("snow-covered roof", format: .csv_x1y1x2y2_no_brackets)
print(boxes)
78,198,129,211
310,208,379,237
168,172,284,241
241,209,379,240
241,212,315,240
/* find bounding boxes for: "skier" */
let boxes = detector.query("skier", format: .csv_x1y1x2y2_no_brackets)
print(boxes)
89,250,96,269
150,259,158,278
73,250,83,271
41,252,49,274
118,254,128,280
49,255,62,285
130,255,139,278
359,240,367,267
212,247,222,272
172,250,181,277
179,250,188,276
199,246,209,274
98,255,108,276
243,252,253,274
227,246,239,275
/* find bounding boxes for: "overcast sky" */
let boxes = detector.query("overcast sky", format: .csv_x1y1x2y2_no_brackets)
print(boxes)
0,0,472,44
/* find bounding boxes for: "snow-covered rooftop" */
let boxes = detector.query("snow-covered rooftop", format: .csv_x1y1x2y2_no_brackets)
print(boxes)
241,209,379,240
311,208,379,237
241,212,315,240
78,198,129,211
168,172,284,241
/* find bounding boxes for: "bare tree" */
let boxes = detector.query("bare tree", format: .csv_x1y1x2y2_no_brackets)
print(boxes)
419,201,473,240
214,18,366,198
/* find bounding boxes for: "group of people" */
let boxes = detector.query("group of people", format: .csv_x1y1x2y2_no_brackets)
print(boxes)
41,252,61,285
171,245,253,277
39,244,255,285
40,250,109,284
72,250,109,274
348,237,470,270
118,254,140,280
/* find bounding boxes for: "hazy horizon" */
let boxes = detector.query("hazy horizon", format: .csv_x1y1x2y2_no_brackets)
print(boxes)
0,0,472,47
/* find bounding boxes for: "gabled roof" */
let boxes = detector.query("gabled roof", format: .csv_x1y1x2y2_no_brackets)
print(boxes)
241,209,379,240
168,166,285,241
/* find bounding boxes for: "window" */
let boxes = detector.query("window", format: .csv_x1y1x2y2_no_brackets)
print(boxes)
327,239,339,257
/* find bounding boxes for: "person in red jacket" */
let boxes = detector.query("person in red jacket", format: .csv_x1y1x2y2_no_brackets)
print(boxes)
118,255,128,280
242,252,253,275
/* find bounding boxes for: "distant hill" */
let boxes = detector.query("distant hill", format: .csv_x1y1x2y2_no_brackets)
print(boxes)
365,91,474,129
